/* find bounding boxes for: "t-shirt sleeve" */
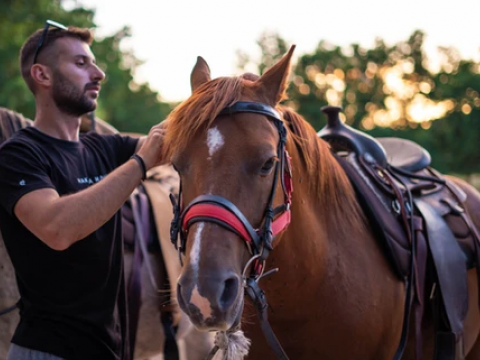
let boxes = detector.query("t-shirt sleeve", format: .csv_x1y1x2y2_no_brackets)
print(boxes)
101,134,139,167
0,142,55,216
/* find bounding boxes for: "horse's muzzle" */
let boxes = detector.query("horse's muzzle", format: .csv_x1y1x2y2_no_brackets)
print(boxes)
177,270,243,330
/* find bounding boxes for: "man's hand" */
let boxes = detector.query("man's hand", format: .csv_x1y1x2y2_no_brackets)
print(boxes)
137,122,168,170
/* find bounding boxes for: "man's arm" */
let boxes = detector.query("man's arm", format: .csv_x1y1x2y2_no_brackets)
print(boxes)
14,122,166,251
14,158,144,250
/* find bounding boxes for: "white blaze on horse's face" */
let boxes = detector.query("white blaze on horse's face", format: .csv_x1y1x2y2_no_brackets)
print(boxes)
206,127,224,160
190,222,205,273
188,222,216,321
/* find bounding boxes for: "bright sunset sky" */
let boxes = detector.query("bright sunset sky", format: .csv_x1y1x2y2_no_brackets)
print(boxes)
76,0,480,102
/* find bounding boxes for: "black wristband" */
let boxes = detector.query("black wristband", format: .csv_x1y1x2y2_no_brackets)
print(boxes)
131,154,147,181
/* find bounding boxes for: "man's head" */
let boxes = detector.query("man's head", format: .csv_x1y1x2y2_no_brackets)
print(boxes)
20,21,105,116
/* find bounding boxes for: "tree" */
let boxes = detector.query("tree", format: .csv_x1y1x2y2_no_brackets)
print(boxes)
237,31,480,174
0,0,172,133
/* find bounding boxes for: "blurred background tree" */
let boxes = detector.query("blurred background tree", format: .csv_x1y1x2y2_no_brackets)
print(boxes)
0,0,172,133
237,31,480,175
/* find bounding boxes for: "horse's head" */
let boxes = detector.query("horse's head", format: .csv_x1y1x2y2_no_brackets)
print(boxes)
164,46,296,331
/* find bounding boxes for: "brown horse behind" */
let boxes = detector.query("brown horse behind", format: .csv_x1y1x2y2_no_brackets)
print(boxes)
162,48,480,359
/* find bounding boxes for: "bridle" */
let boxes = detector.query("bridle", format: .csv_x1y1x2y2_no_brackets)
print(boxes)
169,101,293,360
170,101,293,269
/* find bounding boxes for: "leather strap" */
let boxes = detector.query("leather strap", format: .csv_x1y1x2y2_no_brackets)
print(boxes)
245,278,290,360
415,199,468,336
0,304,17,316
413,216,428,360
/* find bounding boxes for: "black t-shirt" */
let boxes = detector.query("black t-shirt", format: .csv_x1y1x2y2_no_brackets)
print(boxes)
0,127,138,360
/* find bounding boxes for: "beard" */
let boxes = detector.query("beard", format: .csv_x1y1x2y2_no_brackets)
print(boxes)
52,71,97,117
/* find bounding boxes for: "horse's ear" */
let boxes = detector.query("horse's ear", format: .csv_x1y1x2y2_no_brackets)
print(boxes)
256,45,296,105
190,56,211,93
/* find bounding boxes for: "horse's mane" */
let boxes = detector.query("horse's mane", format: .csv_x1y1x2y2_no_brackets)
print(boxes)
280,106,366,234
0,107,33,146
164,76,244,159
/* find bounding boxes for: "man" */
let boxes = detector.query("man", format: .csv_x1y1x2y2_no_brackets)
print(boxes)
0,21,166,360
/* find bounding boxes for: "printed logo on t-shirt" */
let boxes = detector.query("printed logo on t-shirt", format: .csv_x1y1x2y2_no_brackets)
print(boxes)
19,180,26,186
77,175,106,185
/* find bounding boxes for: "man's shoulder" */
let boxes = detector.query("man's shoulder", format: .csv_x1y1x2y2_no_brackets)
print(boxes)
81,132,138,152
0,127,38,153
80,131,120,144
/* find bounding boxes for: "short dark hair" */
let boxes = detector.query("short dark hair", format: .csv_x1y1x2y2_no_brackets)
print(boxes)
20,26,94,93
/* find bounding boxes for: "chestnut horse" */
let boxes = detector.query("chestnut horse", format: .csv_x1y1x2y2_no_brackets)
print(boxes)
0,108,213,360
163,47,480,359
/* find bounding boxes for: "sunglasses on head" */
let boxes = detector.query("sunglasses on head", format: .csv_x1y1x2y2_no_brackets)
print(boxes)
32,19,68,64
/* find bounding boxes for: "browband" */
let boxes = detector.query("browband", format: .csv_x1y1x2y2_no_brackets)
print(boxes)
219,101,282,122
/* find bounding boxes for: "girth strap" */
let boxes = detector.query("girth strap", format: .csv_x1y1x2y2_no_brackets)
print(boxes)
413,216,428,360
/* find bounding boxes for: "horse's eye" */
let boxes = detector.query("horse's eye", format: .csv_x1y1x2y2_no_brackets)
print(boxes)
260,158,277,175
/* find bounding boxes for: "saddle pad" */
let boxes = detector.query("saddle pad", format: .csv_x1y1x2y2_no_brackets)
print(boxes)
141,165,192,336
335,153,411,278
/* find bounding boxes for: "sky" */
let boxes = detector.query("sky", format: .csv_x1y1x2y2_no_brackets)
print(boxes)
76,0,480,103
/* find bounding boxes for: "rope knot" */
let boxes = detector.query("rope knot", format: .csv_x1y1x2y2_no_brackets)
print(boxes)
208,329,251,360
214,331,229,351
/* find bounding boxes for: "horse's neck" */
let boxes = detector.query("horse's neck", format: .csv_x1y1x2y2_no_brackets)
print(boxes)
271,146,372,286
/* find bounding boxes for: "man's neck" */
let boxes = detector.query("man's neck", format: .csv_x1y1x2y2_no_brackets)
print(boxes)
33,104,82,142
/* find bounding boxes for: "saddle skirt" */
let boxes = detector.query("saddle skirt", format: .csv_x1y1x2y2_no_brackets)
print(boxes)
340,151,473,277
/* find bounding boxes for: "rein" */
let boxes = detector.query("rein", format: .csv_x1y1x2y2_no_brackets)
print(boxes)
170,101,293,360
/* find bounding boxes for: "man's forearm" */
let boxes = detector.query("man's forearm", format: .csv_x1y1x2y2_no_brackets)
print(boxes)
48,158,143,248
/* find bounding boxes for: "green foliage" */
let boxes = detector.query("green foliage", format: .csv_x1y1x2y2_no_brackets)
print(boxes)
90,28,172,132
238,31,480,174
0,0,171,133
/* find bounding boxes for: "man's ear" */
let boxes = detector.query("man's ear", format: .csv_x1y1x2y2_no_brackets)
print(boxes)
30,64,53,88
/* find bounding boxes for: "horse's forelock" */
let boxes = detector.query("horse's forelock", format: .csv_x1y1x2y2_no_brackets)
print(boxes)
164,76,244,160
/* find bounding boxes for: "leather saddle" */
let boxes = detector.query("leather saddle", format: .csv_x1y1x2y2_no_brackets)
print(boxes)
318,106,480,360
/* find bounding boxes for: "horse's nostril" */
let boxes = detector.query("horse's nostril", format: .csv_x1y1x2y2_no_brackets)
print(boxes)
219,276,239,311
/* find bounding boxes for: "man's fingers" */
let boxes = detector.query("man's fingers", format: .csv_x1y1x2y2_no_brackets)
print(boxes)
152,122,167,131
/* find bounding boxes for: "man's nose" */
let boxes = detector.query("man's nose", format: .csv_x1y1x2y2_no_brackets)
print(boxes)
91,64,105,82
